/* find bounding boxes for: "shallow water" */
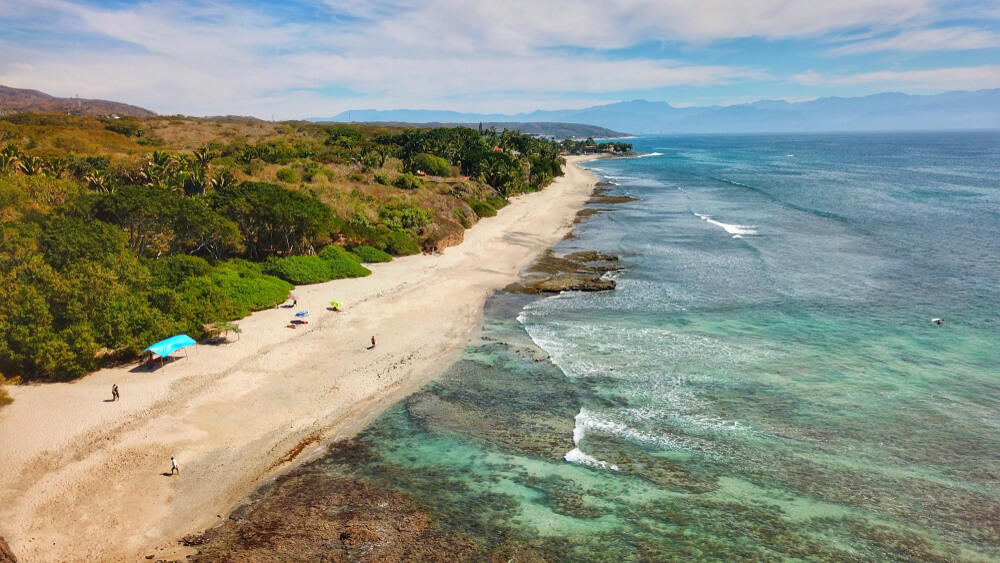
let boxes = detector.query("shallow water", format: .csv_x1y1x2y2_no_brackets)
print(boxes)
236,133,1000,561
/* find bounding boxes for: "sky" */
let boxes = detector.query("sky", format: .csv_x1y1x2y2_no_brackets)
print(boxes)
1,0,999,119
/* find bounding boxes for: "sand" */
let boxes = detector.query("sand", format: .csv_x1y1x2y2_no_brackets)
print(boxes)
0,157,598,562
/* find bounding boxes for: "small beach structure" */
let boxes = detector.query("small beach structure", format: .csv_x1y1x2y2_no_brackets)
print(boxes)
203,321,241,343
142,334,196,369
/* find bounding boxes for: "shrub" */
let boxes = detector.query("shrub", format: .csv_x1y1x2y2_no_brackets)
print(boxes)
393,173,423,190
373,173,390,185
454,208,470,228
262,255,334,285
209,265,292,315
0,387,10,409
486,196,508,210
380,202,433,231
407,153,451,177
276,167,300,183
350,245,392,263
318,245,372,278
349,173,365,182
147,255,214,288
375,231,420,256
469,200,496,218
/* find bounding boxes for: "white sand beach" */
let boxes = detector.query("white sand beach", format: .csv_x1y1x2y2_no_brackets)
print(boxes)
0,157,597,562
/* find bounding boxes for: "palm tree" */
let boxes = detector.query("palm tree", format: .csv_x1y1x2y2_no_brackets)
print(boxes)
210,168,236,189
193,146,215,170
84,170,111,192
19,155,47,176
0,152,20,176
151,150,175,168
47,157,71,179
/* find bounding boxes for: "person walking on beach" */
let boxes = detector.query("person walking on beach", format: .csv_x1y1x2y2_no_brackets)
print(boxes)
111,384,119,402
171,456,179,475
371,335,376,348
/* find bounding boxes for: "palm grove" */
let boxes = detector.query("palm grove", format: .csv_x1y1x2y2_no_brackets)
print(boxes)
0,114,567,384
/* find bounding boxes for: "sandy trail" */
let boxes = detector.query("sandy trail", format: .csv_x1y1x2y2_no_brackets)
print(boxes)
0,157,597,562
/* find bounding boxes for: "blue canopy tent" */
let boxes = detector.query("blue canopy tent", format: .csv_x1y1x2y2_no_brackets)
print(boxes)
142,335,196,369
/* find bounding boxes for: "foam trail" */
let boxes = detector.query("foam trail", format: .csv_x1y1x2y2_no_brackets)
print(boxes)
694,212,758,238
564,409,620,471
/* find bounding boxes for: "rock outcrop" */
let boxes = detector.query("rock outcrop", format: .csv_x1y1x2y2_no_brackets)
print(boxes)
0,536,17,563
509,249,622,294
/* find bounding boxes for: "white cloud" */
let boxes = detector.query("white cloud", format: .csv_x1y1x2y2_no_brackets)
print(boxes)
792,65,1000,90
0,0,993,117
830,27,1000,54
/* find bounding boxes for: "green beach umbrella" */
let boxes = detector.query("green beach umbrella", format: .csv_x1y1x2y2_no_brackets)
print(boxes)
329,301,343,308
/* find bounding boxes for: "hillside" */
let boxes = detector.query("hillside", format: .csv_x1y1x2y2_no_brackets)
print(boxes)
0,85,156,118
0,113,571,381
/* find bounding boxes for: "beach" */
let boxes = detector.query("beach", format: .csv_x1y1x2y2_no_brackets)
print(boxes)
0,156,598,562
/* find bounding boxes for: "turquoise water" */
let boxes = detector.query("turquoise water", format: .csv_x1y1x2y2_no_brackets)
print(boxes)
323,133,1000,561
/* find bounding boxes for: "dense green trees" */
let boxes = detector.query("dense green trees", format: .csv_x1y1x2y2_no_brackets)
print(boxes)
0,118,568,383
210,182,334,259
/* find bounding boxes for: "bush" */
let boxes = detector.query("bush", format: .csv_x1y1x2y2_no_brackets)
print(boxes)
373,173,390,185
147,255,213,288
408,153,451,177
350,245,392,263
393,173,423,190
469,200,497,218
0,387,10,409
349,173,365,182
375,231,420,256
210,264,292,315
486,196,508,210
380,202,433,231
454,208,470,228
318,245,372,278
276,167,300,183
262,255,334,285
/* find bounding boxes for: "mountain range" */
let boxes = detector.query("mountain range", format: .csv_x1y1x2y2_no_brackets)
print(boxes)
314,89,1000,135
0,85,155,118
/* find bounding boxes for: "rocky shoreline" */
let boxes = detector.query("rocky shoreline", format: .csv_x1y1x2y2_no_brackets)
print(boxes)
508,249,622,294
162,168,627,562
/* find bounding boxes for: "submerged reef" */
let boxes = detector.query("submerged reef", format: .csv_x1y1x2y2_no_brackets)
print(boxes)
189,449,482,563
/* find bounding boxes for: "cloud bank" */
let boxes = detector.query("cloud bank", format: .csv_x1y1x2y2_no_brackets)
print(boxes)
0,0,997,118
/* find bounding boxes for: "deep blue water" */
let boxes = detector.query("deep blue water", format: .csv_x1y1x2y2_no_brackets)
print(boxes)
323,132,1000,561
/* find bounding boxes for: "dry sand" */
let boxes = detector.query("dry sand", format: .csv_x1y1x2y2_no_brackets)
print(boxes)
0,157,598,562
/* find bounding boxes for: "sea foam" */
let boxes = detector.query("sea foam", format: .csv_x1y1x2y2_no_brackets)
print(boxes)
694,212,758,238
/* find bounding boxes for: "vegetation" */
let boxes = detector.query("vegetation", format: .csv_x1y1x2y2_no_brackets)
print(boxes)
0,113,568,384
350,245,393,263
558,137,633,155
318,245,372,278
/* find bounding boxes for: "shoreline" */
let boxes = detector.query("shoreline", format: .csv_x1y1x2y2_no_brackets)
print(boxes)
0,156,598,562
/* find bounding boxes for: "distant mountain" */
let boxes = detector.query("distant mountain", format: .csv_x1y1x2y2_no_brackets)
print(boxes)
0,85,155,118
317,89,1000,134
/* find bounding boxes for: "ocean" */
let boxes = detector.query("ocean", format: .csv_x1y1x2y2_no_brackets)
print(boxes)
200,132,1000,561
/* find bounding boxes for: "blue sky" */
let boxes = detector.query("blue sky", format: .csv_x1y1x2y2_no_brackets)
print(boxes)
1,0,999,118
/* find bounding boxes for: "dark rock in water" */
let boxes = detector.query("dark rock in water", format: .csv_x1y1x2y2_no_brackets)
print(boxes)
0,536,16,563
590,183,639,204
564,251,618,263
510,249,621,294
527,273,616,293
589,194,639,204
190,459,483,562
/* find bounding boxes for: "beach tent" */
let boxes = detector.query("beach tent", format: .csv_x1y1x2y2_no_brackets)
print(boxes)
142,334,196,368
